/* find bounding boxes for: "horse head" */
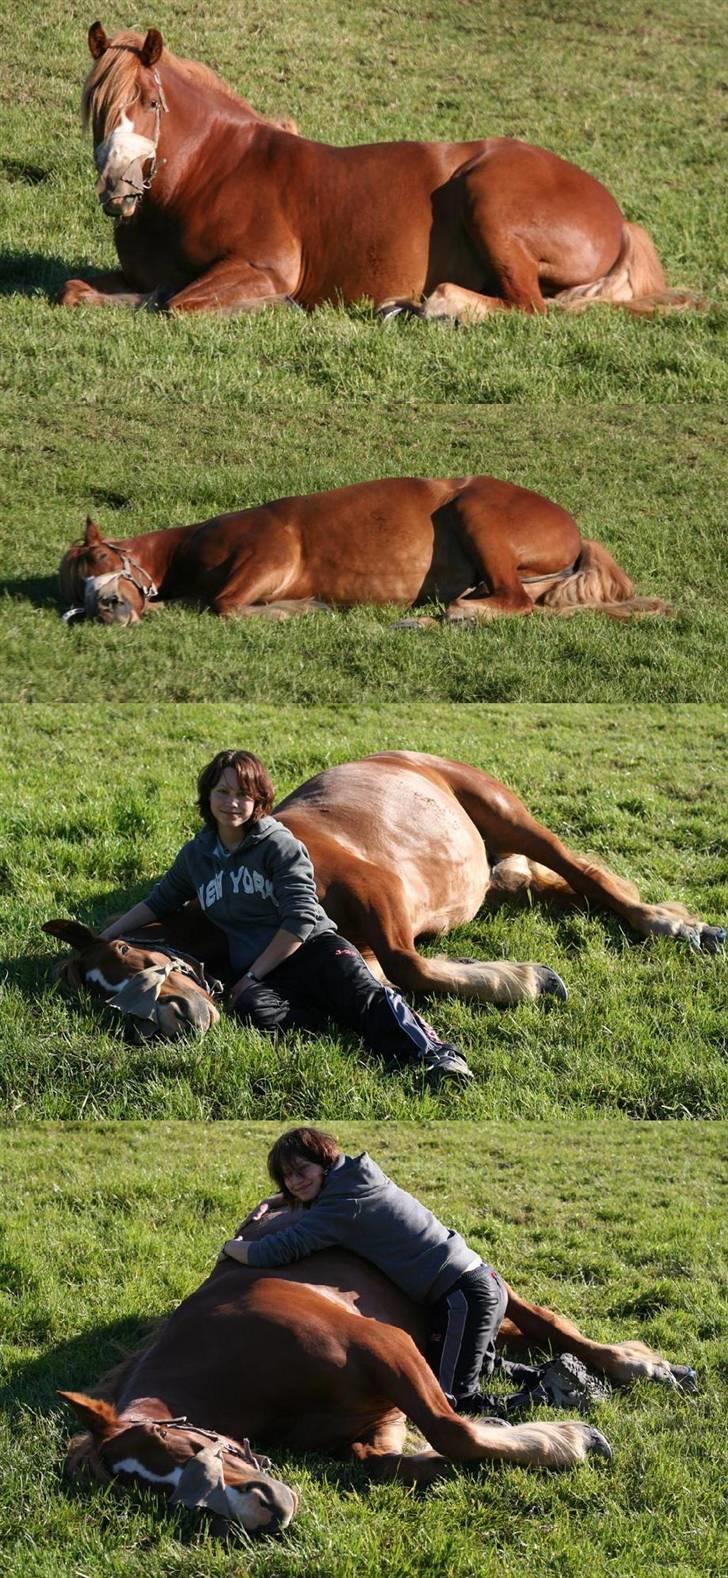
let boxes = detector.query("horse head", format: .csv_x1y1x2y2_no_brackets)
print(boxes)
59,518,155,625
43,919,220,1038
83,24,168,220
59,1392,298,1535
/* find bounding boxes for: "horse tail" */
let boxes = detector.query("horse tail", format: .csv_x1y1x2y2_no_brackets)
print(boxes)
539,539,672,618
552,221,705,314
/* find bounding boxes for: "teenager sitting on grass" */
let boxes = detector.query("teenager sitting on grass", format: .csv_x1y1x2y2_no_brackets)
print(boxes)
100,750,471,1083
221,1125,512,1416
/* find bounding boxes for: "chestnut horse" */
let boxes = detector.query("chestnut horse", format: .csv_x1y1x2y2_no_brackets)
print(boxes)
43,752,724,1039
58,476,669,626
60,1205,696,1535
58,24,699,320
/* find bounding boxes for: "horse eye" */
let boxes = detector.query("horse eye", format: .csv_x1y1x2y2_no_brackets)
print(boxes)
117,944,129,956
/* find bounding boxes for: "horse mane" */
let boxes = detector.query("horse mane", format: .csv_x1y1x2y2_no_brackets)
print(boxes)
81,30,260,139
64,1320,164,1481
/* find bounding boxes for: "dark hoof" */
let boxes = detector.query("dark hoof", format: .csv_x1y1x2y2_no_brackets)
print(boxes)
588,1428,613,1461
536,966,569,1002
699,925,725,955
670,1364,698,1393
377,299,425,323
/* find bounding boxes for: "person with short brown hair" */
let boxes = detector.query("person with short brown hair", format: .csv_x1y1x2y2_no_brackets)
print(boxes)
223,1126,508,1415
100,753,472,1083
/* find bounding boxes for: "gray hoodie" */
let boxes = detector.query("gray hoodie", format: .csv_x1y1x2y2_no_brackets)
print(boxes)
245,1152,482,1302
145,817,336,973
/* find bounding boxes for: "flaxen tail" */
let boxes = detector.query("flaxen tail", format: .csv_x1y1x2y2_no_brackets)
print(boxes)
540,539,672,618
553,222,705,314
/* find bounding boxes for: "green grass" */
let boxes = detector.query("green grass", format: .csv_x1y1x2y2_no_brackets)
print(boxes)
1,1121,726,1577
2,404,727,703
2,702,726,1121
0,0,726,410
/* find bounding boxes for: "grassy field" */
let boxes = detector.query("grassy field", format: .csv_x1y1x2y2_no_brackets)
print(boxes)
1,1121,726,1578
2,702,726,1121
2,403,727,704
0,0,726,412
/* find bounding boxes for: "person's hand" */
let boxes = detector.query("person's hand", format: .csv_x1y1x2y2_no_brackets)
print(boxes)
220,1238,250,1264
229,973,258,1007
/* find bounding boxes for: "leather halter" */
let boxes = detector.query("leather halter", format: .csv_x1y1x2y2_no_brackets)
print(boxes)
100,1415,273,1472
61,536,159,622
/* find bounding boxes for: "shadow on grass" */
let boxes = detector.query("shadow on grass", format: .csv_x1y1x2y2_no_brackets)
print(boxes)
0,250,112,302
0,573,60,611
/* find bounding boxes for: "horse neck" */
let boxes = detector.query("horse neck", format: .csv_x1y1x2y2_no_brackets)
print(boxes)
153,56,264,177
109,523,193,586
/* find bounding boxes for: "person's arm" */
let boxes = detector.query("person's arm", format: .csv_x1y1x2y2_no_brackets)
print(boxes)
229,833,324,1003
229,928,305,1004
221,1201,343,1268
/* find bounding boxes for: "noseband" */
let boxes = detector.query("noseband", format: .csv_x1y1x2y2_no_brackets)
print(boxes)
101,952,219,1026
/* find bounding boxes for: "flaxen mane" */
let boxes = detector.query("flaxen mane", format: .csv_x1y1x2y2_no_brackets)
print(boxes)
81,30,294,142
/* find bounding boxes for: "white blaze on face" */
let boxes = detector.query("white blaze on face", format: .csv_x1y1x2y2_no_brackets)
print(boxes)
95,112,156,187
86,965,125,994
114,1456,183,1488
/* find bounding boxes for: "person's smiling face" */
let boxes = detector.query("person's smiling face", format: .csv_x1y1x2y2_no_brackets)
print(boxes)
282,1156,327,1203
210,767,256,845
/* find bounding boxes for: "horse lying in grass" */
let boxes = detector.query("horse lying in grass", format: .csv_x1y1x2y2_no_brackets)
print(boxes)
58,476,670,626
58,24,701,320
60,1205,696,1537
43,751,724,1041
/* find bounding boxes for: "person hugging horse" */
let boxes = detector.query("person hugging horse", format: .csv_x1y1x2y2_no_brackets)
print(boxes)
100,750,471,1083
222,1126,515,1417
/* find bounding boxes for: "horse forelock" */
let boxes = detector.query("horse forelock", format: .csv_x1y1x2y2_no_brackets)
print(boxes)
81,30,246,139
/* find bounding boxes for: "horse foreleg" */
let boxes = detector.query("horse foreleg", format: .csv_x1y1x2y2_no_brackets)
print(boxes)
164,259,297,315
336,861,567,1006
58,271,154,309
502,1289,697,1392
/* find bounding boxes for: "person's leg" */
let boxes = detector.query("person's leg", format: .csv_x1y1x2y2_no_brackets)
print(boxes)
428,1266,510,1412
297,932,473,1082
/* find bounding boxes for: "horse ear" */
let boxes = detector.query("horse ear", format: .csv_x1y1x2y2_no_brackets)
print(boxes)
84,517,102,545
141,28,163,67
58,1391,119,1437
88,22,109,59
43,919,99,951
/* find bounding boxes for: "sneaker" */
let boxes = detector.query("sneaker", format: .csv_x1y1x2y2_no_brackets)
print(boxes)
527,1353,612,1413
419,1044,474,1083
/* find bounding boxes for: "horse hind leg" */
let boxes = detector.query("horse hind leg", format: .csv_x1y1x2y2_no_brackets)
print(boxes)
503,1290,697,1392
433,760,724,954
341,863,567,1006
356,1324,610,1479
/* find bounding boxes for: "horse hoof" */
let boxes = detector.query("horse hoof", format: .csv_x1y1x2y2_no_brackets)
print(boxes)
587,1428,613,1462
377,299,424,323
670,1364,698,1393
536,966,569,1002
696,925,725,954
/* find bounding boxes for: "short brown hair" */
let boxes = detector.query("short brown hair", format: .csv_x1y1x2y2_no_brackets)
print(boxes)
267,1127,342,1202
197,750,275,829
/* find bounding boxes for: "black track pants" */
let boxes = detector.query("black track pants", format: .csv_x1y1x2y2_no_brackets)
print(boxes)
428,1265,510,1406
232,930,453,1065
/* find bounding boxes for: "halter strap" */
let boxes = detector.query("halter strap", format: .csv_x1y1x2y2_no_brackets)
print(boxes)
104,1414,272,1472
